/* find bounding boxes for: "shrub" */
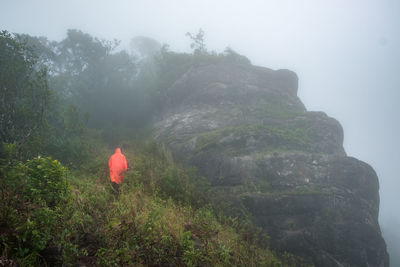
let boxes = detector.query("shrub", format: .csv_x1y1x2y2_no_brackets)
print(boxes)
0,155,71,266
25,156,68,206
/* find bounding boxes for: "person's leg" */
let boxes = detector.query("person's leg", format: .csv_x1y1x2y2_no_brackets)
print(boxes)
111,182,120,193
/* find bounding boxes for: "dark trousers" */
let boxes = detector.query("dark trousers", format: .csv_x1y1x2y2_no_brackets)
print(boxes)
111,182,120,193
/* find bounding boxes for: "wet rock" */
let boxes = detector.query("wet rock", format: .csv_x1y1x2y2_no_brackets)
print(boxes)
154,61,389,266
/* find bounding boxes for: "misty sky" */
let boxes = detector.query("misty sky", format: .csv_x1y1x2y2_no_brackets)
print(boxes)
1,0,399,254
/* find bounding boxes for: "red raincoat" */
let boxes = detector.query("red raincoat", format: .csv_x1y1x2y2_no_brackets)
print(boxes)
108,148,128,184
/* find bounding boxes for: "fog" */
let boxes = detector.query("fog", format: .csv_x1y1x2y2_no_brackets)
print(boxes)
1,0,399,264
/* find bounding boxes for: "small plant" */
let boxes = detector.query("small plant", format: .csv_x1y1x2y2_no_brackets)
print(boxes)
25,156,68,206
180,231,202,266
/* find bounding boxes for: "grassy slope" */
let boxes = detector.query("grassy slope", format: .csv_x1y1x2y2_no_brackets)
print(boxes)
1,141,311,266
66,142,283,266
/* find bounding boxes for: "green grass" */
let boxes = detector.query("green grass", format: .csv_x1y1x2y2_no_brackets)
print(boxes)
246,102,305,120
0,141,312,266
193,124,314,156
239,186,329,198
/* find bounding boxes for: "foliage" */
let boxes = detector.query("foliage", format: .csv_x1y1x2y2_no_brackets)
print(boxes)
0,140,310,266
54,30,139,129
129,36,161,59
0,30,97,164
0,154,70,266
24,157,68,206
123,142,211,208
7,29,253,147
0,28,315,266
186,28,206,54
0,30,50,147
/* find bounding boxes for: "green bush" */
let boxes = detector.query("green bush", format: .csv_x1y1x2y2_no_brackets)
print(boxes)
25,156,68,206
0,155,72,266
160,167,190,203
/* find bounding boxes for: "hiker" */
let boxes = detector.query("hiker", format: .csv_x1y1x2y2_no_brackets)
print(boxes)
108,147,128,192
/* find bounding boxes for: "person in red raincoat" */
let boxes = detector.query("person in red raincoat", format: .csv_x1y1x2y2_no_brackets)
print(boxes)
108,148,128,191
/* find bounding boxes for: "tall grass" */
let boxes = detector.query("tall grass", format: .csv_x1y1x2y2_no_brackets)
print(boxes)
0,141,311,266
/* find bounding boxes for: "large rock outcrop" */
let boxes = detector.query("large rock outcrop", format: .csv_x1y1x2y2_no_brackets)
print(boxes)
154,61,389,266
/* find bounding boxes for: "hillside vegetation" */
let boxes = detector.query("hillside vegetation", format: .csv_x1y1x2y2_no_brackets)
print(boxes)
1,141,312,266
0,30,312,266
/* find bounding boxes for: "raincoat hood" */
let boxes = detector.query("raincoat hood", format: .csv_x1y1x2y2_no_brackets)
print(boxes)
115,148,121,154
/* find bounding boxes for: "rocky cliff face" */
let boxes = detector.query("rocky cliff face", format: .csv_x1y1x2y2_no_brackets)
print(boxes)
154,61,389,266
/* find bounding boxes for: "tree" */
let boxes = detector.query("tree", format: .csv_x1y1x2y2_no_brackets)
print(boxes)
15,34,59,74
0,30,50,146
129,36,161,59
186,29,206,54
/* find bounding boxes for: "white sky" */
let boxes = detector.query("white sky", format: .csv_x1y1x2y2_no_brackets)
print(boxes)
1,0,399,258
